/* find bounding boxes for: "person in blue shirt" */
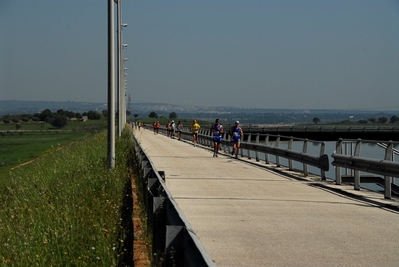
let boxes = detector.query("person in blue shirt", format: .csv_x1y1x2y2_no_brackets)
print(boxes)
230,121,243,158
211,118,223,157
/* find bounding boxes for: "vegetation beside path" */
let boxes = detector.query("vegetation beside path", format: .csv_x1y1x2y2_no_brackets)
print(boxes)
0,128,149,266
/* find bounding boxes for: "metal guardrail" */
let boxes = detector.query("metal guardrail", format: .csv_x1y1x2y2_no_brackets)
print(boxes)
242,125,399,133
144,125,399,199
331,138,399,199
152,126,329,179
132,134,217,267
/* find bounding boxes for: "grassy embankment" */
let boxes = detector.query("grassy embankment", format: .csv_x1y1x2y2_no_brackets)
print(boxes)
0,127,141,266
0,120,107,173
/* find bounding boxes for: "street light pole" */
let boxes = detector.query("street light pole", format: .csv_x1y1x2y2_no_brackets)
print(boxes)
117,0,128,136
107,0,115,169
121,43,128,126
117,0,122,137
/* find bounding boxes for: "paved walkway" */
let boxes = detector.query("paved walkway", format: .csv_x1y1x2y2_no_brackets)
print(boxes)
133,128,399,267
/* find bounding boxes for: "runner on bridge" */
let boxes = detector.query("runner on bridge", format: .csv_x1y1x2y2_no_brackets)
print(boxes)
190,119,201,146
230,120,243,158
211,118,223,157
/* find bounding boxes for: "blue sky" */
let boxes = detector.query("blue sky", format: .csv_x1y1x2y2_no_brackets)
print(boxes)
1,0,398,110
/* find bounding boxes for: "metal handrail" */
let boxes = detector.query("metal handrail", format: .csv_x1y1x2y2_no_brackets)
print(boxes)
331,138,399,199
153,126,329,178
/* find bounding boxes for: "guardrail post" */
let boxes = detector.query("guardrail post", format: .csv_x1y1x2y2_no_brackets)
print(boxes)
205,129,210,147
153,196,166,264
320,142,326,180
288,137,293,170
335,139,343,185
255,134,260,162
264,134,269,164
302,139,308,176
344,142,353,176
384,141,393,199
354,139,362,190
222,132,228,153
247,133,252,159
165,225,185,267
276,135,280,167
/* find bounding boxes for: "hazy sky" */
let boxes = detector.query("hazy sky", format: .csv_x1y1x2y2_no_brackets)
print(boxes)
1,0,398,110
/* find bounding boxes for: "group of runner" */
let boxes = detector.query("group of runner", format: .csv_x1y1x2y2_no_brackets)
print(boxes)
153,120,184,140
151,118,243,158
210,119,243,158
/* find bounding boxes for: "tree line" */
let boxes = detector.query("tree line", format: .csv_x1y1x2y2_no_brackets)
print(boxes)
1,109,106,129
148,111,177,120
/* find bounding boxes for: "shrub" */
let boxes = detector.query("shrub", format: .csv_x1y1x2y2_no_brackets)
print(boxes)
51,115,68,128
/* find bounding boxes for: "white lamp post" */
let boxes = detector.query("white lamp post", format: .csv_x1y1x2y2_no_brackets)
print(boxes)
108,0,116,169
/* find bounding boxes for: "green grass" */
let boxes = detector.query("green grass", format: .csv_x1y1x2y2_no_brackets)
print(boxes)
0,119,107,131
0,128,135,266
0,120,107,173
0,131,88,172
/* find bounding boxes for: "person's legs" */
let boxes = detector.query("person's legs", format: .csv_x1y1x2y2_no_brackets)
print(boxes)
213,140,219,157
193,133,197,146
231,141,237,155
235,141,241,158
216,141,221,156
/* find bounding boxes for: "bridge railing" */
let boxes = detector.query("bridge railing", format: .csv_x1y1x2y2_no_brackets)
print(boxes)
131,133,217,267
152,126,329,178
145,126,399,198
331,138,399,199
242,125,399,133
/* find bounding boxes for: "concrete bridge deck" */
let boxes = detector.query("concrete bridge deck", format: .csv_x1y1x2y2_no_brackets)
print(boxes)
133,128,399,267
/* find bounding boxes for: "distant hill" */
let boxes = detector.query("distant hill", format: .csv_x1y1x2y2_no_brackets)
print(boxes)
1,100,398,124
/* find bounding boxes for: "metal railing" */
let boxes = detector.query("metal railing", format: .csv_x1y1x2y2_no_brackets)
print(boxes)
132,133,217,267
152,126,329,178
242,125,399,133
331,138,399,199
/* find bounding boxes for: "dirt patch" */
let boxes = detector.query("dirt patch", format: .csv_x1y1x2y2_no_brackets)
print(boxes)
9,141,77,170
132,180,151,266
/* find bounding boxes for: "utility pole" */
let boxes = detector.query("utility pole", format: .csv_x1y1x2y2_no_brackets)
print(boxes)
117,0,122,137
117,0,127,137
128,94,131,117
107,0,115,169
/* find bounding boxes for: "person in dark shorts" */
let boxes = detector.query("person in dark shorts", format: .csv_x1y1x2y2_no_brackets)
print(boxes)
211,118,223,157
230,121,243,158
190,119,200,146
171,120,176,139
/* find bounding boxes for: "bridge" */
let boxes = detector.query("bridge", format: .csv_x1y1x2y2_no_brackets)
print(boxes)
132,127,399,267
